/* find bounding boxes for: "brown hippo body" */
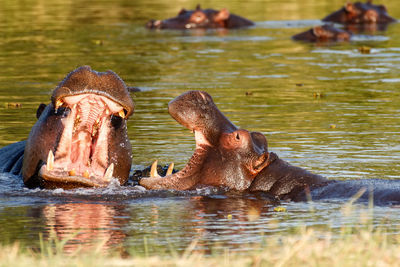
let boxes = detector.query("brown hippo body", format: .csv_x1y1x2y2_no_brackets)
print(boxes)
248,152,328,200
140,91,400,205
0,66,135,189
292,24,352,42
140,91,326,197
146,5,254,30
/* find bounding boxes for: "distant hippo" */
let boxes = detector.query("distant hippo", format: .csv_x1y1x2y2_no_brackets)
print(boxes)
140,91,400,205
0,66,135,189
322,1,396,24
146,4,254,30
292,24,352,42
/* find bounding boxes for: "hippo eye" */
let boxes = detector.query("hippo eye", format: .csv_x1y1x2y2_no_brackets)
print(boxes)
111,115,123,129
55,107,71,118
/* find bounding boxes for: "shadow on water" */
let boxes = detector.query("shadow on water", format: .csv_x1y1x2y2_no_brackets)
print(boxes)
0,0,400,254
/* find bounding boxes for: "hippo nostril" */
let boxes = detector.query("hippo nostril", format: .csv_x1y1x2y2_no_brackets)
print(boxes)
236,133,240,140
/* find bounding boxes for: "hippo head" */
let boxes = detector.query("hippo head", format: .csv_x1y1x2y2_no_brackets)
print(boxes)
322,1,396,24
23,66,134,189
146,4,254,30
292,25,352,42
140,91,272,191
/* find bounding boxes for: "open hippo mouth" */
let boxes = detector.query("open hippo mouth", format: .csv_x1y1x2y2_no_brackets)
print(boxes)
38,93,127,187
23,66,134,189
140,90,272,191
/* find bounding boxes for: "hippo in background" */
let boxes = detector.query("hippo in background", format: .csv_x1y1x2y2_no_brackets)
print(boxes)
322,1,396,24
0,66,135,189
292,24,352,42
292,1,395,42
323,0,396,32
139,91,400,206
146,4,254,30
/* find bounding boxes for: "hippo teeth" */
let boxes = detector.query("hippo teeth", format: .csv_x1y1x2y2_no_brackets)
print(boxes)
83,170,90,178
150,160,160,177
46,150,54,171
55,99,64,110
68,169,76,176
166,163,174,176
104,163,114,181
118,110,126,119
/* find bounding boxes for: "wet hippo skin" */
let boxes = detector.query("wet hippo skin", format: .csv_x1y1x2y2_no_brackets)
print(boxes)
0,66,134,189
292,24,352,42
140,91,400,205
146,4,254,30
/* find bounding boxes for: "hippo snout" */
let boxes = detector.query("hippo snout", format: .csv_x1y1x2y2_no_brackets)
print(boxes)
146,19,162,29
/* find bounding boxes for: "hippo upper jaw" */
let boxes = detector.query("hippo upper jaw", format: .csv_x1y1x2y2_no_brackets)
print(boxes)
22,66,133,189
34,94,124,189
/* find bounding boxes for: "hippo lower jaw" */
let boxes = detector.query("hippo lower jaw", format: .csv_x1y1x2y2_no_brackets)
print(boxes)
140,130,210,190
36,93,125,189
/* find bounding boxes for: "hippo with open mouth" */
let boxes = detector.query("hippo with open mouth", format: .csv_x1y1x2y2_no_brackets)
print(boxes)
140,91,400,205
146,4,254,30
0,66,134,189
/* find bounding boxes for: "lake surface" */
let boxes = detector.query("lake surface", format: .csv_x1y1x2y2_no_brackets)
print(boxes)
0,0,400,254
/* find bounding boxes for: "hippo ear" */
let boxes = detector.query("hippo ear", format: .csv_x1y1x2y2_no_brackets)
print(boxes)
344,2,355,13
36,103,47,119
127,86,141,93
215,8,230,22
178,8,187,15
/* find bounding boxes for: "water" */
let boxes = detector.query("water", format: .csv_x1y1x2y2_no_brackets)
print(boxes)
0,0,400,254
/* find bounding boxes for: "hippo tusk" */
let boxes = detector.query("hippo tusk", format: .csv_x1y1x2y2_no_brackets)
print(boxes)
150,160,160,177
104,163,114,181
166,163,174,176
46,150,54,171
55,99,64,110
118,110,126,119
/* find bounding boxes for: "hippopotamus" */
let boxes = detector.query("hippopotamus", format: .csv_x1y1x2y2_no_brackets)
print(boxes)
292,24,352,42
140,91,400,205
146,4,254,30
322,1,396,25
0,66,134,189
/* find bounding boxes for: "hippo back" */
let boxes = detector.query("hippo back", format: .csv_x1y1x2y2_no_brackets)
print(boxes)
0,141,25,176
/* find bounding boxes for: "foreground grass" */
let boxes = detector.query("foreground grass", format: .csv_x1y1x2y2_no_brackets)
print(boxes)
1,227,399,267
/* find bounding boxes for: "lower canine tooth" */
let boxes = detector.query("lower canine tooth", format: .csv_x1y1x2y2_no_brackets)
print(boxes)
46,150,54,171
69,169,76,176
166,162,174,176
104,163,114,181
150,160,160,177
83,170,90,178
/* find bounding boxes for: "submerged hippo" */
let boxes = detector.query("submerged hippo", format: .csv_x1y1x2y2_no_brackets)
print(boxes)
140,91,400,205
322,1,396,24
292,24,352,42
146,4,254,30
0,66,134,189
